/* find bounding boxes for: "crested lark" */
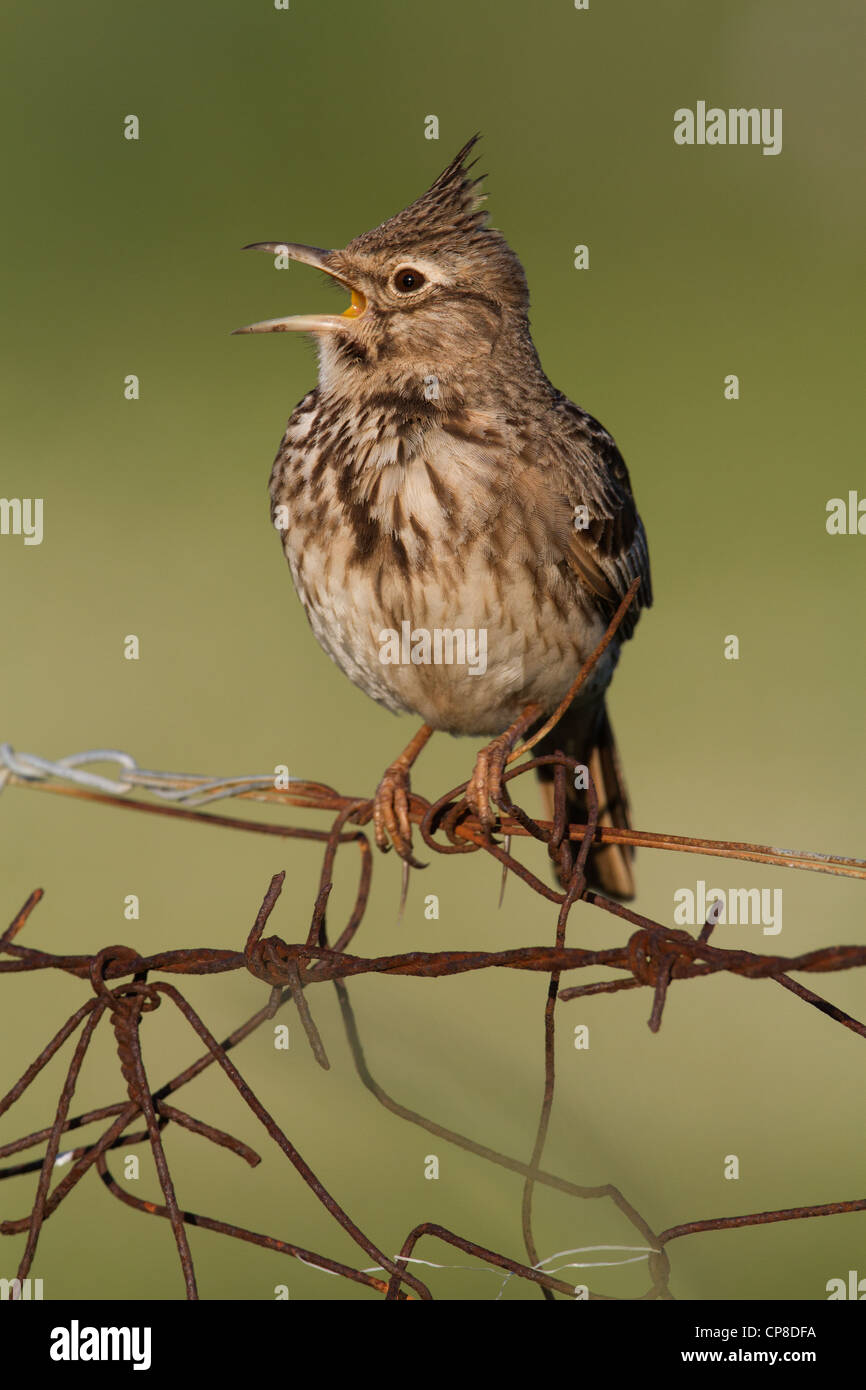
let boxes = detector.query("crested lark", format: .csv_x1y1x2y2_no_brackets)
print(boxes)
235,137,652,897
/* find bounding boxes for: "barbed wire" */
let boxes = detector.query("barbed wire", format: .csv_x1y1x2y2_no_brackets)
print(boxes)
3,742,863,883
2,766,864,1297
2,596,864,1299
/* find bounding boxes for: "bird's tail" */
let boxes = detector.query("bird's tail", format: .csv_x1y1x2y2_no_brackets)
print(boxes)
534,701,635,899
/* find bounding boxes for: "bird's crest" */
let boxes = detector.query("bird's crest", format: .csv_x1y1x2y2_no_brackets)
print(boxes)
347,135,494,259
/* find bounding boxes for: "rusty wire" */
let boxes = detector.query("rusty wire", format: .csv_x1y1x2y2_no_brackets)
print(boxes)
2,598,865,1300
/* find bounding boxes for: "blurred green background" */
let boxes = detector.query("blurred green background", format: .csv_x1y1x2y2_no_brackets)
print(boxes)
1,0,864,1301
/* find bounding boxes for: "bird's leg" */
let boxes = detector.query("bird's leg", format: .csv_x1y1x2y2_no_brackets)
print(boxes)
465,703,543,838
372,723,434,866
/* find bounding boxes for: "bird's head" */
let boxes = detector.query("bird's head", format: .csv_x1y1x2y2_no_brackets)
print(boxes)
234,137,534,407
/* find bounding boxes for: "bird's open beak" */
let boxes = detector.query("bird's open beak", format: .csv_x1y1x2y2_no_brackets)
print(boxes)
232,242,366,334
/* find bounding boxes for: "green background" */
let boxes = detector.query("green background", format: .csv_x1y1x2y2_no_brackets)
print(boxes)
1,0,864,1301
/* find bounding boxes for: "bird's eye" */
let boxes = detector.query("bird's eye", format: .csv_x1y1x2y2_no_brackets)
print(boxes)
393,268,426,293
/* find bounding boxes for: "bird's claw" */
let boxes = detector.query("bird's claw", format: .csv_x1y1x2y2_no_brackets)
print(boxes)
465,734,511,840
373,763,426,868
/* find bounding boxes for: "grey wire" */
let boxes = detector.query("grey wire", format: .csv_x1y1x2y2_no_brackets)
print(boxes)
0,744,297,807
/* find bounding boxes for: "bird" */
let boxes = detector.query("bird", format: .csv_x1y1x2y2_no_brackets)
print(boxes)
234,136,651,897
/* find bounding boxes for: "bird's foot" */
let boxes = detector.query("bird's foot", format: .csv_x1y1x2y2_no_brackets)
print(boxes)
368,724,435,868
465,704,543,840
372,761,426,867
465,735,511,839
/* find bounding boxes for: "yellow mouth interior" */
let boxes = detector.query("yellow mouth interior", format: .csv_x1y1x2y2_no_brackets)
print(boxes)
341,288,367,319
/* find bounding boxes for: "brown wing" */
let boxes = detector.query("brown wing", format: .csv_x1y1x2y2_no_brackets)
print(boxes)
538,393,652,641
417,400,650,642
